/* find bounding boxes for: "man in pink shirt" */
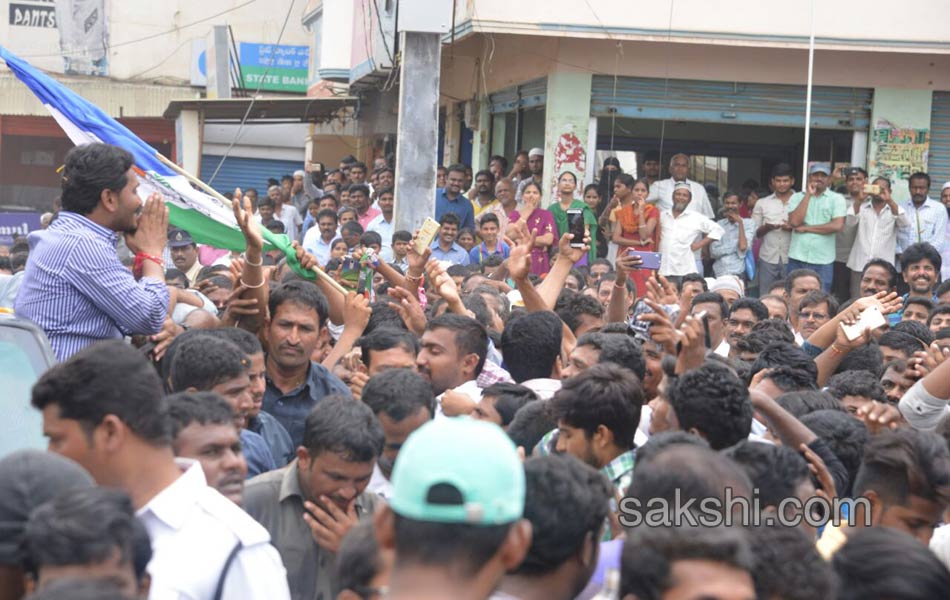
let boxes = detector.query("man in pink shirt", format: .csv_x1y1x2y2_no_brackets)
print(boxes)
349,184,380,229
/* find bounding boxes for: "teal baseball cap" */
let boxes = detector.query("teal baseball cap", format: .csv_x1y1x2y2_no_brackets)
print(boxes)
389,417,525,525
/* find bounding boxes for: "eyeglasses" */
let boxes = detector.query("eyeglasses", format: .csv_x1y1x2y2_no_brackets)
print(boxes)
799,311,828,321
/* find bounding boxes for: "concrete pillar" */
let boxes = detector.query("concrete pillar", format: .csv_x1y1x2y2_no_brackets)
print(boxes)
470,97,491,175
867,88,933,203
491,113,507,157
541,71,593,204
442,101,460,167
175,109,202,177
393,31,441,232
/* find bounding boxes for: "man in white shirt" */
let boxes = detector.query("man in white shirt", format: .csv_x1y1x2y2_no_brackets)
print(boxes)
846,177,908,299
266,185,303,242
367,186,395,261
417,314,487,415
31,340,290,600
659,183,725,282
897,171,948,261
753,163,796,295
647,153,715,218
301,208,339,267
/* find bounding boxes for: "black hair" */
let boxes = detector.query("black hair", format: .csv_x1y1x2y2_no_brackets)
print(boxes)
446,163,466,175
166,391,236,442
908,171,932,188
666,362,753,450
800,409,869,497
900,242,942,273
633,431,710,466
426,314,489,377
614,173,636,189
834,342,885,379
196,264,229,282
785,268,821,295
365,301,408,335
862,258,898,289
359,327,419,368
556,293,605,335
749,318,795,342
204,327,263,357
619,523,754,599
461,292,493,330
316,208,338,223
501,311,563,382
341,221,364,238
507,400,557,454
775,390,844,418
929,303,950,325
749,342,818,382
478,212,500,227
438,212,461,227
893,318,936,347
265,220,286,234
678,272,708,292
723,441,810,508
165,268,189,288
360,231,383,248
302,394,384,461
878,330,927,358
549,363,643,450
361,368,435,421
20,577,132,600
853,428,950,505
481,383,538,427
936,280,950,299
349,184,371,198
761,366,818,392
827,370,886,403
748,524,834,600
728,297,768,322
904,295,935,313
392,515,512,578
334,521,383,598
489,155,508,172
392,229,413,243
60,143,134,215
798,290,839,316
376,185,394,198
771,162,794,178
690,291,728,320
169,334,248,393
574,332,647,381
833,527,950,600
31,340,170,445
514,455,610,579
23,487,151,583
268,280,330,327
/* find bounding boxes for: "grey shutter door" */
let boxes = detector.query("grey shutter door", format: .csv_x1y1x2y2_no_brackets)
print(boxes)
591,76,871,130
928,91,950,196
200,155,305,195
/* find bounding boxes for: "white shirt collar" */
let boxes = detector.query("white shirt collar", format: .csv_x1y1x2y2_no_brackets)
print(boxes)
136,458,205,530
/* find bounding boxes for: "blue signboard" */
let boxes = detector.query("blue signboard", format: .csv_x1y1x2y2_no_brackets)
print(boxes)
0,212,42,245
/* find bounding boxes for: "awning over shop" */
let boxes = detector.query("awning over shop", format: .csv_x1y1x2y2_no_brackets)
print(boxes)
163,97,357,123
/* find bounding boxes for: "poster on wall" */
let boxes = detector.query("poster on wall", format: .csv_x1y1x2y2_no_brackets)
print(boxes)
55,0,108,76
552,128,587,198
868,119,930,183
8,0,56,28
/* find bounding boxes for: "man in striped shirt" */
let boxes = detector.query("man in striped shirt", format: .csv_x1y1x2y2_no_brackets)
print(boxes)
15,143,170,361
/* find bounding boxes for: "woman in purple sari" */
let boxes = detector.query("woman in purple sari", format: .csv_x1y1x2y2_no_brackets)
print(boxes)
508,181,556,276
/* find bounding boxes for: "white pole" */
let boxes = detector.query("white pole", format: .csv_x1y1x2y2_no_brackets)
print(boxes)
802,0,816,185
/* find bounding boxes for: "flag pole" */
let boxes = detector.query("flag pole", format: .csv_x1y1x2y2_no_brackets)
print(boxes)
802,0,816,185
154,152,348,296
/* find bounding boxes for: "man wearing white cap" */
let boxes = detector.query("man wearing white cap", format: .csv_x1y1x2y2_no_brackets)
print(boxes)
658,182,724,283
647,153,714,218
787,162,846,293
515,147,544,203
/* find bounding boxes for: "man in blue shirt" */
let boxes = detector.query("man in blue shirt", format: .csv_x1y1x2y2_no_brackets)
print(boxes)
435,163,475,231
429,213,471,266
261,281,350,446
15,143,169,361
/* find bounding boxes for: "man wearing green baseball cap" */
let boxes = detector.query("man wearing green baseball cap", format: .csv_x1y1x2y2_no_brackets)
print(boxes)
374,417,533,599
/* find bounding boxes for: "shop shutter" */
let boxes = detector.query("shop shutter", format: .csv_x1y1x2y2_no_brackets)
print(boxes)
199,155,305,195
927,91,950,194
489,78,548,113
591,76,872,130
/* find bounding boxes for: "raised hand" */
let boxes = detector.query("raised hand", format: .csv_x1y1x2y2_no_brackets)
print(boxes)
127,193,169,256
388,286,427,336
556,229,591,264
232,189,264,252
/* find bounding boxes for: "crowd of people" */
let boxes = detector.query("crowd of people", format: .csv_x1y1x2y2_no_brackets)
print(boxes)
3,140,950,600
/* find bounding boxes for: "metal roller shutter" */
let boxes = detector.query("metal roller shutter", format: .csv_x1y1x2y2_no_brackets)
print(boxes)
199,155,305,195
591,76,872,130
489,78,548,114
927,91,950,195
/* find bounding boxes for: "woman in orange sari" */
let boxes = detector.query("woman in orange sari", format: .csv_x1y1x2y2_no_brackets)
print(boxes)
611,176,658,297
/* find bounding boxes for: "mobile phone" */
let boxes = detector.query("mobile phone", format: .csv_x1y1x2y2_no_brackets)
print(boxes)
693,309,712,349
625,250,662,270
864,183,880,195
340,256,360,288
567,208,586,248
841,306,887,341
415,217,441,255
